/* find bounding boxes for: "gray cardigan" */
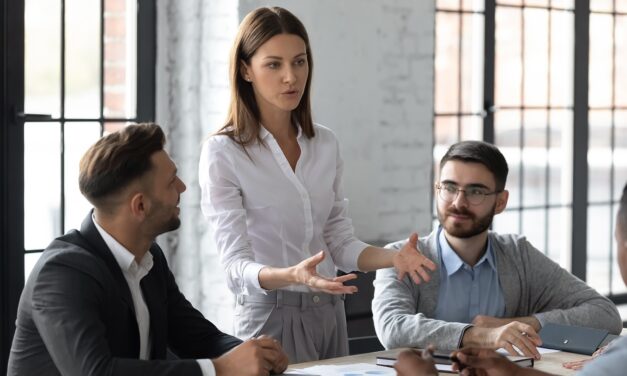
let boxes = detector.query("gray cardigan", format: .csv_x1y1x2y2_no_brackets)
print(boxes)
372,229,622,351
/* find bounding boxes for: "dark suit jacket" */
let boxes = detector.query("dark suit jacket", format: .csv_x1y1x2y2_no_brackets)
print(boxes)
7,213,241,376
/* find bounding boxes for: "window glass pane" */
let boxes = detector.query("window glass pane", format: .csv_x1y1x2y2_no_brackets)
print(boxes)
25,0,61,118
615,16,627,107
524,8,549,107
435,116,459,146
587,204,612,295
497,0,523,5
614,111,627,201
549,110,573,205
495,7,522,106
505,149,522,208
104,121,130,135
434,116,458,179
589,14,614,109
460,115,483,140
435,12,460,113
589,110,612,203
495,110,521,207
24,123,61,250
617,2,627,13
550,10,574,107
462,0,485,11
64,123,102,231
547,207,571,269
492,209,521,235
591,0,614,12
550,0,574,9
437,0,460,10
65,0,101,118
522,209,547,255
522,110,548,207
495,110,521,147
104,0,137,118
460,14,485,114
25,252,43,280
524,0,548,6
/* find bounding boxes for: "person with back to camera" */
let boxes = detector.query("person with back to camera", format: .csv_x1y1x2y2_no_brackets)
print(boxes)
198,6,437,363
394,182,627,376
7,123,288,376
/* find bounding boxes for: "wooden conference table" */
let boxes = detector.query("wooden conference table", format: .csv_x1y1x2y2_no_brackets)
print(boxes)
289,347,591,375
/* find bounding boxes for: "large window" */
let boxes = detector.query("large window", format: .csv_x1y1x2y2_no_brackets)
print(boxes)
434,0,627,301
1,0,154,371
23,0,155,276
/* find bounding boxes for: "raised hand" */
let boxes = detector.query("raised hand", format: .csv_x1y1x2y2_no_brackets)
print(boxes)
394,232,437,284
293,251,358,294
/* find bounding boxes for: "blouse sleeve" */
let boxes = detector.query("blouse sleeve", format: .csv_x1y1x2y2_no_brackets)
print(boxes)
322,135,369,273
198,138,266,296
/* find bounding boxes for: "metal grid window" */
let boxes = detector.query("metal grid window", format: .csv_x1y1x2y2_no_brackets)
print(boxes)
22,0,155,277
434,0,627,302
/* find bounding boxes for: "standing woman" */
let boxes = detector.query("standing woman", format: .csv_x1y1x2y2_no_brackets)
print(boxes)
199,6,436,363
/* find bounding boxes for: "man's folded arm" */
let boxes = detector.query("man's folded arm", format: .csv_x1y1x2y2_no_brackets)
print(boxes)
372,266,470,350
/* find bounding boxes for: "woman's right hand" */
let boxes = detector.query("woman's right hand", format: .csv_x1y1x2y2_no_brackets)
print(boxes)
292,251,358,294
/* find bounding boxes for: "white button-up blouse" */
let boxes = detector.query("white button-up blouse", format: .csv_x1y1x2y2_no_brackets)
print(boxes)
199,123,368,295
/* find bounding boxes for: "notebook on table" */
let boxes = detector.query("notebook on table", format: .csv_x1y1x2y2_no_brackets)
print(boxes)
376,351,534,373
539,323,610,355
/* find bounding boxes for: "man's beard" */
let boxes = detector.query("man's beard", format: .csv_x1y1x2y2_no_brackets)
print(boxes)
437,203,496,238
147,199,181,236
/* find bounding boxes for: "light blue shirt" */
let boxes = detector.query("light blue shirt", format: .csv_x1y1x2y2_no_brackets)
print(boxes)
579,336,627,376
434,227,505,323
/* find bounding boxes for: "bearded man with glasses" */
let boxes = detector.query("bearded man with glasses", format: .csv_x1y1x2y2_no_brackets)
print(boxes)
372,140,621,359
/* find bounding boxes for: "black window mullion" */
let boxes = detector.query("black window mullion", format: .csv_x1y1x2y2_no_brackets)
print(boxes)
1,0,25,372
457,1,463,141
518,5,526,235
60,0,66,235
483,0,495,143
136,0,156,123
571,0,590,281
99,0,104,136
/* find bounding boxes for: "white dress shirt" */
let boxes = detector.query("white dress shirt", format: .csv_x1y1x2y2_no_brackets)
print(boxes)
93,217,216,375
199,123,368,295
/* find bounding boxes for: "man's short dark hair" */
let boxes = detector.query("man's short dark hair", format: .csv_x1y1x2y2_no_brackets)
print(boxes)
619,183,627,237
79,123,165,208
439,140,509,191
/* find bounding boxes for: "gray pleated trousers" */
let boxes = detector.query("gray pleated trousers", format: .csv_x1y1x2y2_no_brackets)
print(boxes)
234,290,349,364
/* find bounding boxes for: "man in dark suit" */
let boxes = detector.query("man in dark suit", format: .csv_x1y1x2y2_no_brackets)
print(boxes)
7,123,288,376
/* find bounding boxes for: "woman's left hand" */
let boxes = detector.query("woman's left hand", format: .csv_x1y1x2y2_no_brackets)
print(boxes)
393,233,437,284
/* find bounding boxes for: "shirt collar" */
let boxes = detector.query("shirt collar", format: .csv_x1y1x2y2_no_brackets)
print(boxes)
438,227,496,275
259,123,303,141
92,214,153,274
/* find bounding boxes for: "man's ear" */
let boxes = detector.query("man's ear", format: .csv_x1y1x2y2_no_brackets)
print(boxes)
129,192,148,220
494,190,509,214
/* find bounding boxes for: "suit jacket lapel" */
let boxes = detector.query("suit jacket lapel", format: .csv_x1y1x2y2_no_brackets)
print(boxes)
78,211,137,316
140,251,166,359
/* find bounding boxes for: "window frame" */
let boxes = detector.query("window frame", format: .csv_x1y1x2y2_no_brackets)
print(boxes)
0,0,156,372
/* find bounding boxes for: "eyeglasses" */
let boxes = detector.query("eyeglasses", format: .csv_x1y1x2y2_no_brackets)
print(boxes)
436,183,502,206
